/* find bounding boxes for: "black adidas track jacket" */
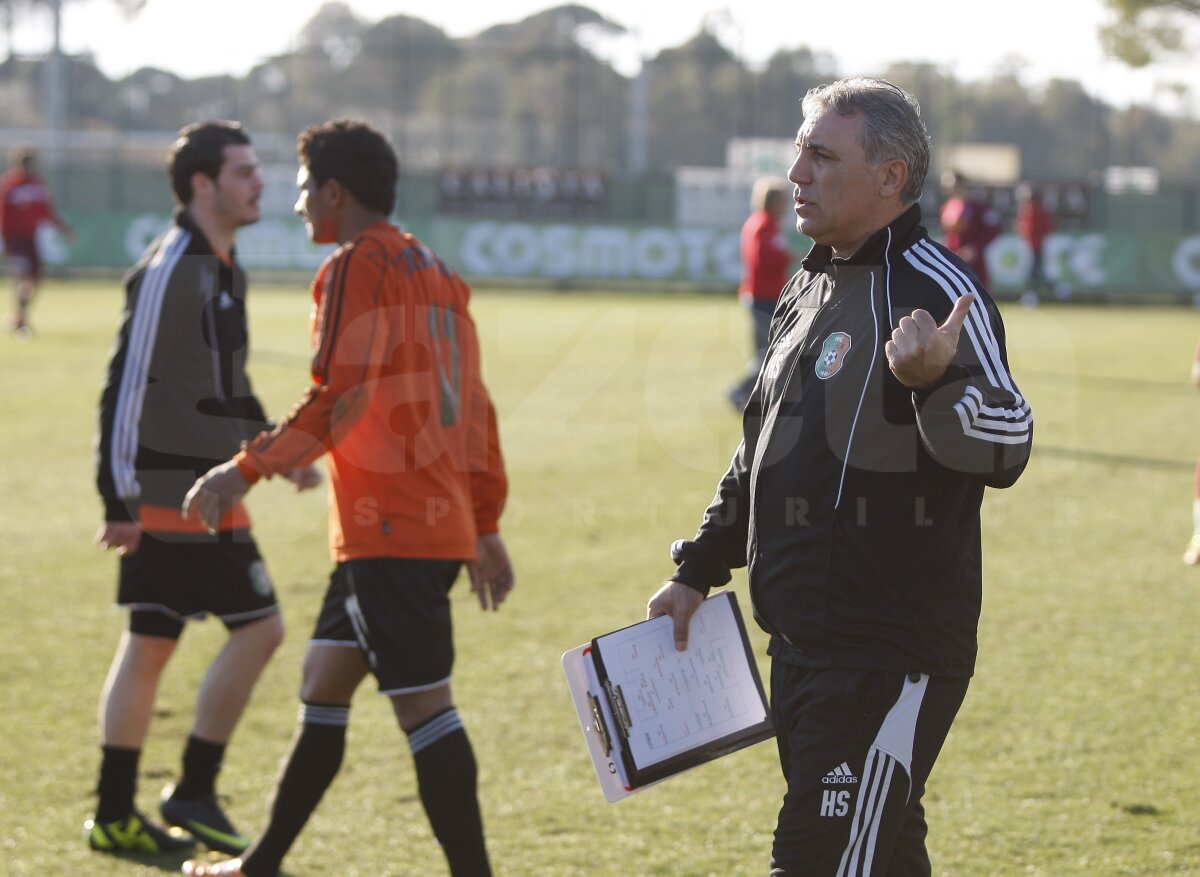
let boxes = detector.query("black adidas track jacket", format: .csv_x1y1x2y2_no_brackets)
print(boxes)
95,210,269,523
671,205,1032,677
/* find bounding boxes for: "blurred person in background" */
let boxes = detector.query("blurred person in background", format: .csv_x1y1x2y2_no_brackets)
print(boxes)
938,170,1000,288
1014,182,1054,304
1185,343,1200,566
0,145,72,338
728,177,793,410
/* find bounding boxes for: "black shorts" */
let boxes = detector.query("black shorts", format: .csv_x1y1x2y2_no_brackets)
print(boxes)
311,557,463,695
4,235,41,280
768,662,970,877
118,530,279,639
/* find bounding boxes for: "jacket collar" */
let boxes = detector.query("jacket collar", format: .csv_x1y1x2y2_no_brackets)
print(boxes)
174,206,237,262
800,203,923,273
174,206,201,238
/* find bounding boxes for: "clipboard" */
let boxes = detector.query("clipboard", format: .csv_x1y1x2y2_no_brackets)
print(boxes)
561,590,774,802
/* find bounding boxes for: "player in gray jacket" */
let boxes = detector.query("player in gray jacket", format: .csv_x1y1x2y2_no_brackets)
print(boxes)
90,121,317,857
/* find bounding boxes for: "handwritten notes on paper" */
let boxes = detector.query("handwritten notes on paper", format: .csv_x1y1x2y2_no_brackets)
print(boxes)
594,593,768,769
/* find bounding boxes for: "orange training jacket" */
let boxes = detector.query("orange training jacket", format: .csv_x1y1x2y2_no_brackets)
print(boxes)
235,223,507,563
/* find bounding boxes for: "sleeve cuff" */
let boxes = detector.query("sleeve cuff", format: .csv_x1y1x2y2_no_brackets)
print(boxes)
234,455,264,486
104,498,139,523
912,364,970,406
473,497,505,535
669,539,729,595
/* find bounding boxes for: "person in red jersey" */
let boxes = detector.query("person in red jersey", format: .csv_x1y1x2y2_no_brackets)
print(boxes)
1014,182,1055,300
728,177,793,410
938,170,1000,288
0,145,72,336
182,118,513,877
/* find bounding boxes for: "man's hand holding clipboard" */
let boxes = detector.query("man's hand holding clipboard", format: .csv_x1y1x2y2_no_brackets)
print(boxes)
562,590,774,802
646,580,707,651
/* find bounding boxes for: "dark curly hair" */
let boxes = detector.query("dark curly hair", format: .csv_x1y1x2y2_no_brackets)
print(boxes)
296,119,398,215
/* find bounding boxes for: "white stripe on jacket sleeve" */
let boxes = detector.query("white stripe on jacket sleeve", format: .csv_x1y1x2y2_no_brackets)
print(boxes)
109,228,191,499
902,242,1032,445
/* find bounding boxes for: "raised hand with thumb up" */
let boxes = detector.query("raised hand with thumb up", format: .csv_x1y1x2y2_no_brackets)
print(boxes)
885,293,976,389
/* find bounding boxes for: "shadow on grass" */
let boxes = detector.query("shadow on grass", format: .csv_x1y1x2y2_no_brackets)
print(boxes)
1021,369,1194,396
96,849,297,877
92,848,193,873
1115,802,1163,817
1033,445,1194,472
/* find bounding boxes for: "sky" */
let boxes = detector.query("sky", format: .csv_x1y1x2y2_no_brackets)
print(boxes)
6,0,1200,115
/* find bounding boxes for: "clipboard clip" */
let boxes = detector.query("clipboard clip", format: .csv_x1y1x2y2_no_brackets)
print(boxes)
603,680,633,739
589,694,613,755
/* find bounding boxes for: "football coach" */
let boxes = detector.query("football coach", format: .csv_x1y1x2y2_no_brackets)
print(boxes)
648,77,1033,876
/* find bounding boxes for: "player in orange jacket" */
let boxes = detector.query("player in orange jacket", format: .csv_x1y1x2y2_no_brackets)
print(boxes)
182,119,513,877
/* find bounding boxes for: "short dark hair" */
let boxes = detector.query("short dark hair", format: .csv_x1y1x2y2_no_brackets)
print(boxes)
168,121,252,206
296,119,398,215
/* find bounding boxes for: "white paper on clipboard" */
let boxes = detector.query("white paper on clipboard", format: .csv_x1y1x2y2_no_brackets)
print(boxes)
561,591,773,802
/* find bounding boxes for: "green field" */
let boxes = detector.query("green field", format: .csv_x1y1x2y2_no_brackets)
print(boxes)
1,281,1198,877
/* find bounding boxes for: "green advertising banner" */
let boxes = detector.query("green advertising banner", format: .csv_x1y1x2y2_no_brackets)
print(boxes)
424,218,745,285
23,212,336,272
25,212,1200,300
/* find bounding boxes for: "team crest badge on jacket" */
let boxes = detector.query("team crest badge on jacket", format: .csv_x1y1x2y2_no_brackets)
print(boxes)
815,332,852,380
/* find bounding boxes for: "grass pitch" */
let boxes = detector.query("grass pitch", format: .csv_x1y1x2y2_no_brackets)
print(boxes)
1,280,1197,876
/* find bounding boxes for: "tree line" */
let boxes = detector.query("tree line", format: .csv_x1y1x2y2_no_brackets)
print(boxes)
0,2,1197,182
